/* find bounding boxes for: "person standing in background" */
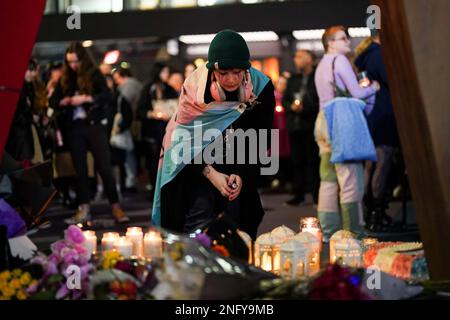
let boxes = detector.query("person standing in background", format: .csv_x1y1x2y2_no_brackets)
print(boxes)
314,26,380,240
271,75,291,192
354,29,400,231
50,41,129,224
137,63,178,198
282,50,320,207
112,67,143,192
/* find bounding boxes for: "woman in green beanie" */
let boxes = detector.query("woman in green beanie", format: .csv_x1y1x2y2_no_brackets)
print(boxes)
153,30,275,239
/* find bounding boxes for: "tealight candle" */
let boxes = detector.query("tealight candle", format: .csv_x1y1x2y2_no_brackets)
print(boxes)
126,227,144,257
114,237,133,258
144,230,163,260
83,230,97,256
101,232,119,252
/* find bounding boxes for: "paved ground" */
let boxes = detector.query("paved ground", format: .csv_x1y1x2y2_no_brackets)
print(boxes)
28,188,420,267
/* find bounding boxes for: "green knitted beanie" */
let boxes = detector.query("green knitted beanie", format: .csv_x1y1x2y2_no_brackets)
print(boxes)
206,29,251,70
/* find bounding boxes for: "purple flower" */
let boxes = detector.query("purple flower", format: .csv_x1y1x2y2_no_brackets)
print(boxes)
56,284,70,300
62,249,79,265
45,261,59,277
51,240,68,254
194,233,211,247
79,264,92,279
65,225,85,245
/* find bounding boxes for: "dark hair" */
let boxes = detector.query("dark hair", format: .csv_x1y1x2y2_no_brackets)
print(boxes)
28,58,39,71
295,49,316,63
149,62,169,84
112,66,133,78
61,41,99,95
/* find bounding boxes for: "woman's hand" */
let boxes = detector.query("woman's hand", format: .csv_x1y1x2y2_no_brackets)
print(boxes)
70,94,93,106
147,110,170,121
59,97,72,106
371,80,381,92
227,174,242,201
203,166,233,198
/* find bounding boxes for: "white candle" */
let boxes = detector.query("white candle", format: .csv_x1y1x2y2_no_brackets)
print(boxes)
114,237,133,258
126,227,144,257
144,231,163,260
101,232,119,252
83,231,97,256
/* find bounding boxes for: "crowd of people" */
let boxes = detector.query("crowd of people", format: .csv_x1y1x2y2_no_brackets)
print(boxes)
1,26,405,240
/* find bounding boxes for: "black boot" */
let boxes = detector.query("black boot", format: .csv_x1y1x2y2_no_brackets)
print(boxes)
367,198,392,232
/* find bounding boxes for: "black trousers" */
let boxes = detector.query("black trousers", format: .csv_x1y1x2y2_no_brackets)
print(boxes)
66,121,118,205
289,130,320,203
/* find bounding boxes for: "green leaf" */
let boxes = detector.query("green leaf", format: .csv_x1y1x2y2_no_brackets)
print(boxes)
47,274,64,285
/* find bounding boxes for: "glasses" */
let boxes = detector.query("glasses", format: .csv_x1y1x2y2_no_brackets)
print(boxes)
333,36,350,42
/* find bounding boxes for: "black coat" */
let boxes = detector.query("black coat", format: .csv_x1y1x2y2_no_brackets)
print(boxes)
160,78,275,239
49,70,113,128
5,81,35,161
106,93,133,139
354,42,399,147
137,82,179,142
282,69,319,133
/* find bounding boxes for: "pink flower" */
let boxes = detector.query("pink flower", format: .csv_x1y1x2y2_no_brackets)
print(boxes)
65,225,85,245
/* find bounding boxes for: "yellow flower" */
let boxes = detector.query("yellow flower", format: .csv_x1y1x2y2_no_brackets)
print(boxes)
16,290,27,300
12,269,22,278
20,273,32,286
0,295,8,300
0,271,11,281
10,279,22,290
2,286,15,298
102,250,123,269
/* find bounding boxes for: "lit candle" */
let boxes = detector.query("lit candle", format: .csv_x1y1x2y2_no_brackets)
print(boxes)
126,227,144,257
101,232,119,252
297,261,305,277
144,231,163,260
309,252,321,275
300,217,323,249
83,230,97,256
114,237,133,258
261,252,272,272
273,248,281,273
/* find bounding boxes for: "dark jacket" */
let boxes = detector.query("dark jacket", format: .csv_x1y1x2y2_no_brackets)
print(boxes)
136,82,179,142
107,93,133,139
354,42,399,147
5,81,35,161
282,69,319,133
49,70,113,128
160,78,275,239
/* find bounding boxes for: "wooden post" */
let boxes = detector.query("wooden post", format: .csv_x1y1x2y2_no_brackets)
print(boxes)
372,0,450,279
